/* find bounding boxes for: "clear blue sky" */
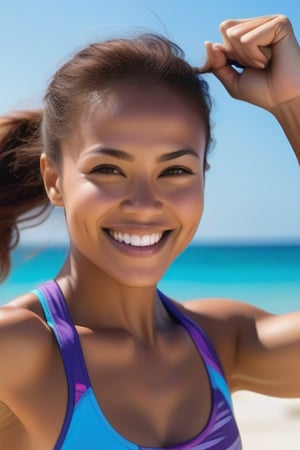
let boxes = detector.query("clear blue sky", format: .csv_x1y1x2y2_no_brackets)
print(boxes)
1,0,299,244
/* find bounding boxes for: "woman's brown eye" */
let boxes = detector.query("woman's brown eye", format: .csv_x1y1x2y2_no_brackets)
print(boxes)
161,167,193,176
90,165,123,175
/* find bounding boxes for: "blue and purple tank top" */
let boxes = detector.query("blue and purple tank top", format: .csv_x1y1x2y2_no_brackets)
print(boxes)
33,280,242,449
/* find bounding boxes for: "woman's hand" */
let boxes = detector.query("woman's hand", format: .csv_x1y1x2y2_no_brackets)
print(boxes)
201,15,300,112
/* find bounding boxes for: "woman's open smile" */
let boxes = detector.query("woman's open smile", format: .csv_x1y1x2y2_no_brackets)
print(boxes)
104,228,172,255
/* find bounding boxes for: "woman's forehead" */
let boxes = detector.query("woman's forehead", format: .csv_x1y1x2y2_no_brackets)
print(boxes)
82,84,205,135
84,82,205,120
61,83,207,158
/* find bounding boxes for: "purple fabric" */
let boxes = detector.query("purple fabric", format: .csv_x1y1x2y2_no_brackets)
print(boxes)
38,281,91,449
39,280,91,401
158,290,225,375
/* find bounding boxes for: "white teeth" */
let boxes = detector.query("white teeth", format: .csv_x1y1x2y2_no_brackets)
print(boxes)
108,230,163,247
131,235,141,246
123,233,131,245
141,235,150,246
150,234,157,245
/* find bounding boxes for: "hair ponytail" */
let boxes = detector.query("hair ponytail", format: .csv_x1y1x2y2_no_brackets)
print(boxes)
0,110,51,281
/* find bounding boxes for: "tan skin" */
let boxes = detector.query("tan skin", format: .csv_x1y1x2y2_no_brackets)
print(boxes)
0,14,300,450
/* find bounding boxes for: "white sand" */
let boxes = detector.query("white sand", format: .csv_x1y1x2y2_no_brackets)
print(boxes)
233,392,300,449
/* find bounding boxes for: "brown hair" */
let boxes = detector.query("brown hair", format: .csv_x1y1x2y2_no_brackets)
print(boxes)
0,34,212,281
0,111,51,281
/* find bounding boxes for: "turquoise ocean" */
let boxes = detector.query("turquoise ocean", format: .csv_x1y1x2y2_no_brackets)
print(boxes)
1,243,299,314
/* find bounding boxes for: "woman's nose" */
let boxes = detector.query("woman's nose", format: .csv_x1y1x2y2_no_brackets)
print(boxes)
120,178,163,218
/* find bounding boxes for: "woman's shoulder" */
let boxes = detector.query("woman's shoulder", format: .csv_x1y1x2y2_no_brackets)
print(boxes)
181,296,270,321
0,291,48,342
176,296,271,382
180,296,271,350
0,294,52,450
0,292,53,398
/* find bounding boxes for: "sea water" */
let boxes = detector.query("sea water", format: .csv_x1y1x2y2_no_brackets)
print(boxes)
1,243,299,314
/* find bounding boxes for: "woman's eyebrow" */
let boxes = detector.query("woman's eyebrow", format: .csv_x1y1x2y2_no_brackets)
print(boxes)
87,147,199,162
157,148,199,162
87,147,134,161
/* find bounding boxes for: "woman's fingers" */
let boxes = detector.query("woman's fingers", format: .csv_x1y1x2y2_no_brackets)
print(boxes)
199,15,300,109
219,16,278,68
199,41,227,72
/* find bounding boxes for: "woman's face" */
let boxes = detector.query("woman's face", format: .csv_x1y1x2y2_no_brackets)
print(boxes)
57,83,207,287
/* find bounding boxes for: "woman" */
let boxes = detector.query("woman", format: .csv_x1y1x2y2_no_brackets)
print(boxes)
0,14,299,450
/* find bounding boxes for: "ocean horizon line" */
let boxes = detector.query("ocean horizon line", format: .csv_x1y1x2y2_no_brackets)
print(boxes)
17,240,300,249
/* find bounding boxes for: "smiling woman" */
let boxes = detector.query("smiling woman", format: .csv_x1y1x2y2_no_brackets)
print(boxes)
0,14,300,450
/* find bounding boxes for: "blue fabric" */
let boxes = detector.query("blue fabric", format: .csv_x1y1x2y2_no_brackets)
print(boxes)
62,387,137,449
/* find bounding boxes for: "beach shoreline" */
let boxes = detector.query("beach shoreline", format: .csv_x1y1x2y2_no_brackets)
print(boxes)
233,391,300,449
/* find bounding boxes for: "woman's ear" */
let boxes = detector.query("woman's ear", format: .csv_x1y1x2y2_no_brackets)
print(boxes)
40,153,64,206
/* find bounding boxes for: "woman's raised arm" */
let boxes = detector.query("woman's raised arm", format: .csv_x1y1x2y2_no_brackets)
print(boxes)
201,14,300,163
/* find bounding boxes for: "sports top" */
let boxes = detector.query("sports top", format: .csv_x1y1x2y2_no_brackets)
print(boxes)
33,280,242,449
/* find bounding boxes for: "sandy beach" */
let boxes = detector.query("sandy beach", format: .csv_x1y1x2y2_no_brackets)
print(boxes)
233,392,300,449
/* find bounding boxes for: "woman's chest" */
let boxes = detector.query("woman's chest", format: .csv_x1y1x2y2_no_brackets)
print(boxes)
76,328,212,447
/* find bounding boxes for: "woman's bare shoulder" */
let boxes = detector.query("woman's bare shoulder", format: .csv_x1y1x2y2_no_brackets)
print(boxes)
180,296,271,353
175,296,244,341
0,292,53,398
176,296,271,381
0,291,48,341
182,296,270,320
0,293,62,449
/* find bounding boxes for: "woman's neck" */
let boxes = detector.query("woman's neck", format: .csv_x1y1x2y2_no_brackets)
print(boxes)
55,251,173,347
